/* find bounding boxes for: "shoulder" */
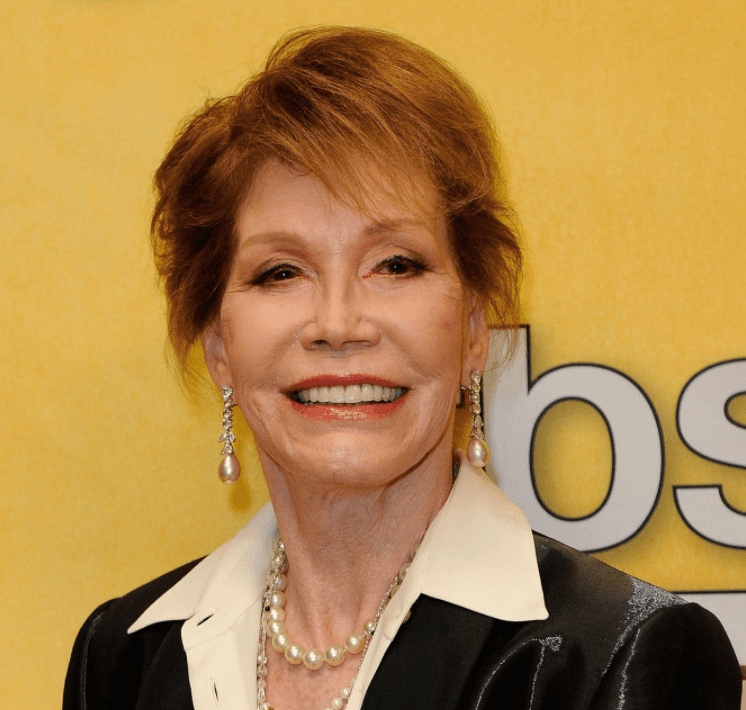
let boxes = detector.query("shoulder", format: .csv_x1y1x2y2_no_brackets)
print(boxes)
63,558,202,710
77,557,203,655
533,532,683,623
526,533,742,708
531,531,723,652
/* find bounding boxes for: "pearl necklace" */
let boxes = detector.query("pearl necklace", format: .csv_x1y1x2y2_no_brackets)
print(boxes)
256,537,415,710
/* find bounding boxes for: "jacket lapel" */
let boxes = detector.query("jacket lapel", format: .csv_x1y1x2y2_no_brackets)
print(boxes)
134,621,195,710
361,595,496,710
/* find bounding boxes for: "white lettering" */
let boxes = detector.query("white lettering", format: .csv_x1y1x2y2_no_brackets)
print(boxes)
484,327,663,552
675,359,746,548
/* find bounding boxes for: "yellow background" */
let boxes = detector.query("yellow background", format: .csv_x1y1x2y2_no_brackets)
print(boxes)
1,0,744,707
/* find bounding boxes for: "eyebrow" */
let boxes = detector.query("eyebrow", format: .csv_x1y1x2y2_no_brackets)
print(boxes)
238,218,432,253
366,215,430,231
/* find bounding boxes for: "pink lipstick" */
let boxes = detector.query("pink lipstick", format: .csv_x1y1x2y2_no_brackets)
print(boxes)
285,374,409,421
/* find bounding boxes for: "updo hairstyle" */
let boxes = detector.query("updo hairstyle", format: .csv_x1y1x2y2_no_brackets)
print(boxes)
151,26,522,378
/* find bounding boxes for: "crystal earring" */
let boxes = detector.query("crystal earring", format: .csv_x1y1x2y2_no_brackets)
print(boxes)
218,385,241,483
466,371,490,468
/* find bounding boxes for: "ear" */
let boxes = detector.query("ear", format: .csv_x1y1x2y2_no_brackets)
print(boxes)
461,294,491,386
200,320,232,389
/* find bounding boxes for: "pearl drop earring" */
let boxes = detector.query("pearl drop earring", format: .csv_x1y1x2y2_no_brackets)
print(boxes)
466,371,490,468
218,385,241,483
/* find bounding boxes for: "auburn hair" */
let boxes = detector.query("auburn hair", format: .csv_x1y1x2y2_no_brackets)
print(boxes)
151,26,522,377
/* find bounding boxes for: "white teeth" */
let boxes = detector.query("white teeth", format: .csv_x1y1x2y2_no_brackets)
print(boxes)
294,384,405,405
346,384,362,403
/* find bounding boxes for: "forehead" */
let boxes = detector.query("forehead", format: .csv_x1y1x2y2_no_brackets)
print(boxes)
236,160,446,245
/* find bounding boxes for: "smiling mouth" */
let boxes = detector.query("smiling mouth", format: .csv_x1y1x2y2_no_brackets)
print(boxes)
291,384,407,405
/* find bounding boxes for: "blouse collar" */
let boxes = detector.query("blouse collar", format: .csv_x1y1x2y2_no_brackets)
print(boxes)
129,457,547,639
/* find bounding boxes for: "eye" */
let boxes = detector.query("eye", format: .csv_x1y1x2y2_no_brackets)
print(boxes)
374,255,426,276
252,263,302,285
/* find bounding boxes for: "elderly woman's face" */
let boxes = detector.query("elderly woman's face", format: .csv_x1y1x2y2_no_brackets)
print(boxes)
204,161,488,487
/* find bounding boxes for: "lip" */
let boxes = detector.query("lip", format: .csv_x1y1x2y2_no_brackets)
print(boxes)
286,374,404,391
286,392,409,421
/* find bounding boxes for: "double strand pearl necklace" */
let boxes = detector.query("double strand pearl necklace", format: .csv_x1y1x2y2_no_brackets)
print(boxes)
256,537,415,710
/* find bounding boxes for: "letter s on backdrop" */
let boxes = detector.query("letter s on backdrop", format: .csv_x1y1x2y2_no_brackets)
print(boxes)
675,359,746,549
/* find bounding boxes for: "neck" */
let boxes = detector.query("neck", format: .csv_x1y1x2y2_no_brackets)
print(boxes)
257,444,455,648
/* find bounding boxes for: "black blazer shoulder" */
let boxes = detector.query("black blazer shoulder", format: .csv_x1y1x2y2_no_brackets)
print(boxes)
64,536,742,710
364,533,741,709
63,559,202,710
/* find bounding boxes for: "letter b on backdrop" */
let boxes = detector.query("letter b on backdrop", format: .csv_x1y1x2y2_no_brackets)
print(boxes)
483,327,664,552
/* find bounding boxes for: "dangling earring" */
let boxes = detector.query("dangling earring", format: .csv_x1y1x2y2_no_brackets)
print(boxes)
466,371,490,468
218,385,241,483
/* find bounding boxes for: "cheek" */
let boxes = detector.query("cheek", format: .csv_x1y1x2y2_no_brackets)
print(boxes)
220,297,299,376
394,286,468,377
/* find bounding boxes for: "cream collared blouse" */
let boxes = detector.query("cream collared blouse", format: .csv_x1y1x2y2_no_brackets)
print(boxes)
128,460,548,710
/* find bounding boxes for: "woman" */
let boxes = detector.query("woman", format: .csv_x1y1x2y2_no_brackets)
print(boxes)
64,27,741,710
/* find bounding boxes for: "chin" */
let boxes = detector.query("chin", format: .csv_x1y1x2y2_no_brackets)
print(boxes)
304,442,410,487
255,433,409,489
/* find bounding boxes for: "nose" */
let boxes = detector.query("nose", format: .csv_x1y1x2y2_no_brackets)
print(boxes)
300,277,380,352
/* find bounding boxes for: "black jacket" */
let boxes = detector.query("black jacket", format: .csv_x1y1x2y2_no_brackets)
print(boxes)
64,534,742,709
